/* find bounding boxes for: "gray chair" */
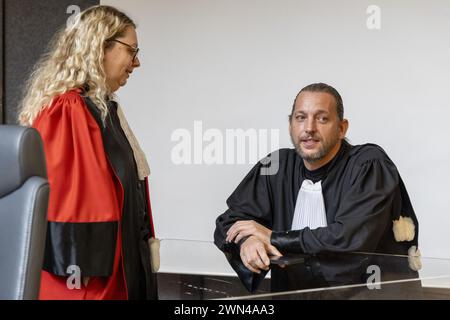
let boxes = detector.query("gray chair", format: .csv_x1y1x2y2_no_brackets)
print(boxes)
0,125,49,300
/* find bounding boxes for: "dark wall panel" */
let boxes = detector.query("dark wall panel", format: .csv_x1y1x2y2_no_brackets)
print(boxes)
0,1,4,124
4,0,98,124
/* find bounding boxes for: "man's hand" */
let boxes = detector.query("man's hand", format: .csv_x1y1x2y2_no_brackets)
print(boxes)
239,236,282,274
226,220,272,246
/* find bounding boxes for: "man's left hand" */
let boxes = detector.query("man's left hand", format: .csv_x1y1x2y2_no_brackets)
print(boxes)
226,220,272,247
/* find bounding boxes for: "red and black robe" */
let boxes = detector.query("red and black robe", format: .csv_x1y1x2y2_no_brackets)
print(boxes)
33,89,157,299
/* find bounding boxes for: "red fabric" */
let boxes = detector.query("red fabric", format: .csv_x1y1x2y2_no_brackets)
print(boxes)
33,90,128,300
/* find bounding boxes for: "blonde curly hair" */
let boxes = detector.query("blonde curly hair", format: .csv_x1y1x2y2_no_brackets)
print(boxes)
18,5,136,125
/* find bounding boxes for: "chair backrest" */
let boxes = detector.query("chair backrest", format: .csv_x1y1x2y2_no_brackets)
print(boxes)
0,125,49,300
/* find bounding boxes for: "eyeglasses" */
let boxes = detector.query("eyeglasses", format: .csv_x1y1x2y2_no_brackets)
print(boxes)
109,39,140,62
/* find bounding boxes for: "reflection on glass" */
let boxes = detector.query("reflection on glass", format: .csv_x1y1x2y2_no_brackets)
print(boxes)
157,239,450,300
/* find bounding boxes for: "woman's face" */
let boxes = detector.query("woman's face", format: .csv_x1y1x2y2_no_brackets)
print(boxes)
104,26,140,93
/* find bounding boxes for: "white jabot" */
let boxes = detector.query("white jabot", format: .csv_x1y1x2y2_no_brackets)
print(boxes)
291,180,328,230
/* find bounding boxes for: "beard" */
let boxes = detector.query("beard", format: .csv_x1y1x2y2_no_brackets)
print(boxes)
291,131,340,163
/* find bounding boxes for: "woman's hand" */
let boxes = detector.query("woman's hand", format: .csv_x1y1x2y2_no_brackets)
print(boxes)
83,277,90,287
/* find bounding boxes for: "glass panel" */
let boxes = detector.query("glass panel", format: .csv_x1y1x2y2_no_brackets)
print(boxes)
158,239,450,300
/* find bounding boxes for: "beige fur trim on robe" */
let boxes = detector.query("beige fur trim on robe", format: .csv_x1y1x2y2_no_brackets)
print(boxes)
116,105,151,180
392,216,415,242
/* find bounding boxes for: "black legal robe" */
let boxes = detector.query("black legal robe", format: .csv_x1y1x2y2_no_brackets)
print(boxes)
214,141,419,292
84,96,158,299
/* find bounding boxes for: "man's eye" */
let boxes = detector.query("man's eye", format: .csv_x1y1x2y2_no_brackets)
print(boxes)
318,117,328,123
296,115,306,121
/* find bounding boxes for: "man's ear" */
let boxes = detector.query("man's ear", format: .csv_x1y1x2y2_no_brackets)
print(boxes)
340,119,349,139
289,118,294,138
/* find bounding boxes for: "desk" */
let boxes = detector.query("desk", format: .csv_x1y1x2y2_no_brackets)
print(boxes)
158,239,450,299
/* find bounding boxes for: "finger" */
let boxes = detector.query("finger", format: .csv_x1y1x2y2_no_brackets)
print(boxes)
241,248,257,273
226,224,240,242
227,221,250,242
228,221,252,236
234,228,253,243
234,232,244,244
228,221,260,243
226,222,239,235
250,249,268,271
252,256,268,271
242,253,261,274
267,245,283,257
235,224,263,243
226,223,236,239
240,250,246,266
230,226,253,243
241,243,264,274
256,246,271,269
245,262,261,274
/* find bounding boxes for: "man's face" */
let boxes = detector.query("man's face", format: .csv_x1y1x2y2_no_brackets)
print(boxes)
289,91,348,169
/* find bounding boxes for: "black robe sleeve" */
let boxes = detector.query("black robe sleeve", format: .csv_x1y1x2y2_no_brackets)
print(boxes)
214,158,274,292
271,158,401,254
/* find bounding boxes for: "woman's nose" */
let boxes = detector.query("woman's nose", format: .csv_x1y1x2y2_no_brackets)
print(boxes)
133,56,141,68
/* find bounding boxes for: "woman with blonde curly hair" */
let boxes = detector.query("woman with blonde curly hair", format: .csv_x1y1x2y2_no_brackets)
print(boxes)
18,5,157,300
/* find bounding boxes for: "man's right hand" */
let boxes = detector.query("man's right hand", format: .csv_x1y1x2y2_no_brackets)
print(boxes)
239,236,282,274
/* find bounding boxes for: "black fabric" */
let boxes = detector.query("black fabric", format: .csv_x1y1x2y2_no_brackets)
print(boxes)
83,95,157,300
43,221,118,277
214,140,419,292
270,252,422,299
302,147,338,183
222,244,268,293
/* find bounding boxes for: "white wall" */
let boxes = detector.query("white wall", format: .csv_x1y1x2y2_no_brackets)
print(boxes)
102,0,450,259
